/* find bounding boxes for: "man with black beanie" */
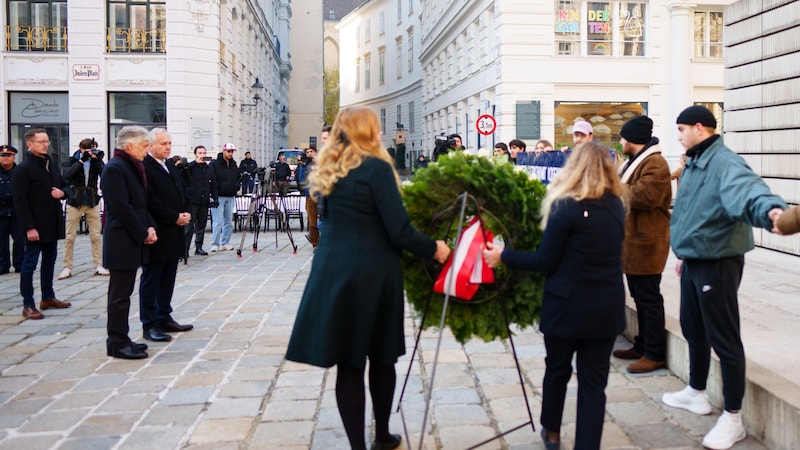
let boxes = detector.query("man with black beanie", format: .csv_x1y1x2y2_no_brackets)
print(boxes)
662,105,786,450
613,115,672,374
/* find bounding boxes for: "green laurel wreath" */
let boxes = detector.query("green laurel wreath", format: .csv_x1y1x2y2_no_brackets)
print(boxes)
401,152,547,343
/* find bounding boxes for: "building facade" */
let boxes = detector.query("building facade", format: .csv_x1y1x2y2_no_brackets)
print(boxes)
1,0,291,168
339,0,731,161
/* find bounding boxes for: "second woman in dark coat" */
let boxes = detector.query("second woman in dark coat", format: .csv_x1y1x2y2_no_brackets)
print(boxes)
484,141,626,450
286,106,450,450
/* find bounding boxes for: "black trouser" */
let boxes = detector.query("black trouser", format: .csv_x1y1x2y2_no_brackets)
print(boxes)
107,269,137,347
139,260,178,330
0,215,23,271
541,335,615,450
625,274,666,361
184,203,209,255
680,256,745,412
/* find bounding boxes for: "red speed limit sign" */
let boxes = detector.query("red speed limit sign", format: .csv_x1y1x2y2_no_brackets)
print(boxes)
476,114,497,135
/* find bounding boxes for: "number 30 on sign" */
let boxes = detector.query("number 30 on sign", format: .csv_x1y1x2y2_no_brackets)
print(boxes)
476,114,496,136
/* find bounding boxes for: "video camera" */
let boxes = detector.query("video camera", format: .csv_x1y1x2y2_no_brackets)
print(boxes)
81,138,105,161
432,134,455,161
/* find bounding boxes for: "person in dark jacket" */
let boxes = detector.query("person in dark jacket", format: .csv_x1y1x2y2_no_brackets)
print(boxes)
295,147,319,247
273,154,291,195
286,107,450,450
102,126,156,359
182,145,218,256
58,138,108,280
13,128,71,320
484,141,626,450
239,151,259,194
139,128,193,343
209,143,239,252
0,144,23,275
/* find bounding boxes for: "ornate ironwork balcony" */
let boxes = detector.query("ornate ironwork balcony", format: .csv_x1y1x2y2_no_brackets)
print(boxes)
5,25,68,52
106,27,165,53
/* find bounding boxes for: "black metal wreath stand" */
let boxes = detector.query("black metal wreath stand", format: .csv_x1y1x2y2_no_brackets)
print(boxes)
396,192,536,449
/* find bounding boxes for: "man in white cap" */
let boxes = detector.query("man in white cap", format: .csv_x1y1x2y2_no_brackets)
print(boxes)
209,143,240,252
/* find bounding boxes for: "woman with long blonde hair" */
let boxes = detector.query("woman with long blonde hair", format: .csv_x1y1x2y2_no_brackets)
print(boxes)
287,107,450,450
484,141,626,450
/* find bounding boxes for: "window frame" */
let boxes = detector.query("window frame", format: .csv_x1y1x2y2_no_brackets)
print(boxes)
5,0,69,52
106,0,166,53
694,10,723,59
554,0,647,57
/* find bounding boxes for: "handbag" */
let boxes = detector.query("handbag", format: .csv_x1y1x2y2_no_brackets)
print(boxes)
433,216,495,301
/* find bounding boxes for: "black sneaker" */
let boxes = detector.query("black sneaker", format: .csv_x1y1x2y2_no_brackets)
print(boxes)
195,248,208,256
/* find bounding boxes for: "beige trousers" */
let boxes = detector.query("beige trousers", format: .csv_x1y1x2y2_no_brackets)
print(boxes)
63,204,103,269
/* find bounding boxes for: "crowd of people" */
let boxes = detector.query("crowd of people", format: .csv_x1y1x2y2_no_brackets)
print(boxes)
2,103,798,449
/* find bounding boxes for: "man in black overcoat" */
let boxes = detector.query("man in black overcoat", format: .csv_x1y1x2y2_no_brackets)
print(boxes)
102,126,156,359
13,128,71,320
139,128,193,342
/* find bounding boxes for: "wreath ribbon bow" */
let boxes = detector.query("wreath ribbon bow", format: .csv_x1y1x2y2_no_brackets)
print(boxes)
433,217,495,301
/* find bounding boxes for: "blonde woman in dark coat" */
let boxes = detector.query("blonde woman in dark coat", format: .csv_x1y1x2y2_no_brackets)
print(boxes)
286,107,450,450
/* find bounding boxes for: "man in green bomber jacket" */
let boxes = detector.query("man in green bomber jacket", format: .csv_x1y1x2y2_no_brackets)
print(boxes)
663,105,786,450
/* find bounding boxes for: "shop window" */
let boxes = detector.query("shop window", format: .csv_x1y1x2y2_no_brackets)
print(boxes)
555,0,646,57
364,54,371,90
694,11,723,58
553,101,647,148
107,0,166,53
6,0,68,52
108,92,166,153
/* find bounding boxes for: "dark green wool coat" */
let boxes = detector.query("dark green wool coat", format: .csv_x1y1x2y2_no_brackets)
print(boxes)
286,158,436,369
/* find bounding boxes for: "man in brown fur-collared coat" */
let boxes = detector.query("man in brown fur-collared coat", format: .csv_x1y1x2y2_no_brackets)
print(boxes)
613,116,672,373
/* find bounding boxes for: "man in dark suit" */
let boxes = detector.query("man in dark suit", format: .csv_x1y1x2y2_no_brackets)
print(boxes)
13,128,71,320
102,126,156,359
139,128,193,342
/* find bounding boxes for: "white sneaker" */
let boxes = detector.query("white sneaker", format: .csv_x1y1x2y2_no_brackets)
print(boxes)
57,268,72,280
95,266,110,276
221,244,234,251
209,245,220,253
662,385,712,415
702,411,746,449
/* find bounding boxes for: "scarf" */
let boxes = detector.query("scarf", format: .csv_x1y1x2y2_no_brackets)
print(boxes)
114,148,146,189
618,137,661,183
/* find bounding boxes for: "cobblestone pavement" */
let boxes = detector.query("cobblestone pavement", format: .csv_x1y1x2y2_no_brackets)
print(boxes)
0,230,768,449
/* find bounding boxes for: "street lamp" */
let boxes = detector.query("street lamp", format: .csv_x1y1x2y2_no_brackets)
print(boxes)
240,77,264,111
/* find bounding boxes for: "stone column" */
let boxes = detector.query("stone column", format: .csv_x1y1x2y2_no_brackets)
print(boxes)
667,1,696,156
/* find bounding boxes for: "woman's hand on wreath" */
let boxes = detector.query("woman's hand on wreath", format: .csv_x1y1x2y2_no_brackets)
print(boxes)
483,241,503,268
433,240,451,263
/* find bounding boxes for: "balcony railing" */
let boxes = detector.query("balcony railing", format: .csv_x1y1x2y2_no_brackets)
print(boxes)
5,25,68,52
106,27,165,53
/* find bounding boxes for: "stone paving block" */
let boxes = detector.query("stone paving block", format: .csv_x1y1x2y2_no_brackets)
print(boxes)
276,368,325,387
238,354,285,367
73,373,131,391
262,399,317,421
159,386,215,406
309,427,349,450
202,349,242,360
47,390,114,410
433,404,490,427
151,350,198,364
188,417,255,444
96,393,158,413
0,435,65,450
270,386,322,401
423,363,474,389
605,386,650,403
438,424,502,449
489,396,536,422
625,422,698,448
141,403,205,427
13,379,79,400
477,367,528,385
218,381,270,398
71,412,140,437
470,353,518,368
249,420,313,447
1,360,61,376
0,374,36,392
174,372,224,388
116,425,186,450
430,387,481,405
19,408,89,432
607,400,671,425
496,420,538,448
167,338,210,352
314,406,342,429
228,366,278,382
187,359,232,374
0,342,47,355
0,414,28,428
183,442,241,450
482,383,534,400
0,397,52,416
205,397,263,418
41,358,104,381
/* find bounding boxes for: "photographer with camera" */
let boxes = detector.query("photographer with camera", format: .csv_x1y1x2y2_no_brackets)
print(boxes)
182,145,218,257
295,147,319,247
432,133,466,161
239,151,259,194
58,138,108,280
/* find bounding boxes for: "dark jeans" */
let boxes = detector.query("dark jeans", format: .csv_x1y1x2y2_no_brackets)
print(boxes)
541,335,615,450
680,256,746,412
184,203,209,254
242,179,256,194
20,240,57,307
625,274,666,361
139,260,178,329
0,215,24,271
107,269,137,347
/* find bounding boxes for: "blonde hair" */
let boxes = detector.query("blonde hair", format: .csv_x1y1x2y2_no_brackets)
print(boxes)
540,141,624,228
309,106,400,197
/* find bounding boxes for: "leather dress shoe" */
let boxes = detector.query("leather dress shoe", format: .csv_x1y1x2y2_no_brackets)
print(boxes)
106,339,148,356
23,306,44,320
40,298,72,310
195,248,208,256
161,319,193,332
108,345,148,359
370,433,401,450
627,356,666,373
143,327,173,342
612,346,642,360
